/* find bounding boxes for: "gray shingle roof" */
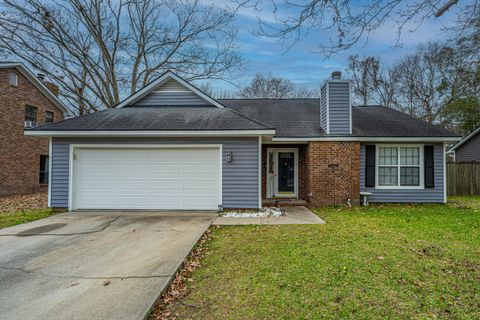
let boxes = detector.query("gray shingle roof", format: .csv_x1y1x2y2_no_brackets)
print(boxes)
28,106,271,131
29,99,459,138
220,99,459,138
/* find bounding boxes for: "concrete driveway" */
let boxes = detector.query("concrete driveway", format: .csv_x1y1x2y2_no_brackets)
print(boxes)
0,211,216,320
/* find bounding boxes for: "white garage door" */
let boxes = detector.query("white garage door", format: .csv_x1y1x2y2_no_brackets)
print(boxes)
72,147,220,210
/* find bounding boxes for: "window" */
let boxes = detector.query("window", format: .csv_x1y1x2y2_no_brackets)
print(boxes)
25,105,37,123
377,145,423,188
39,155,49,184
45,111,54,124
10,72,18,86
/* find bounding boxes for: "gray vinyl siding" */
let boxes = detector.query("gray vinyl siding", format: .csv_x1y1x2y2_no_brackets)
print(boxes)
360,143,445,203
130,91,210,106
50,137,259,209
320,84,328,132
327,81,351,134
455,133,480,162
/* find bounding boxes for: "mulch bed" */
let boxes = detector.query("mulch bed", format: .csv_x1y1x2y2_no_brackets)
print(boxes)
149,228,216,320
0,193,48,213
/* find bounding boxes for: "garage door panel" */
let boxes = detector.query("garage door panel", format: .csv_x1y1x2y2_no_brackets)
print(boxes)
73,147,220,210
77,195,114,207
183,164,217,174
184,180,217,190
147,196,182,207
149,164,182,174
147,180,183,190
183,149,218,160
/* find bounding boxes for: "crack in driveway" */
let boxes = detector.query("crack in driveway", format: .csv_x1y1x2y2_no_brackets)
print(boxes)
0,216,120,237
0,266,172,280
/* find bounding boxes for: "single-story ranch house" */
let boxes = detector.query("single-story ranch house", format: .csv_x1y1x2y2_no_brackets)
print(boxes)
25,71,461,211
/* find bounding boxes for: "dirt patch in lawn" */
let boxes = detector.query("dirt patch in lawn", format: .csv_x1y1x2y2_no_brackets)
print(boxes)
0,193,48,213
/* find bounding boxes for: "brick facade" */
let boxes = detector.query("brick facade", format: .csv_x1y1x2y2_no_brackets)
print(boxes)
262,142,361,207
305,141,360,206
0,68,64,196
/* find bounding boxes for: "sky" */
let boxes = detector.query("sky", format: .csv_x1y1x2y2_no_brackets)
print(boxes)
208,1,461,92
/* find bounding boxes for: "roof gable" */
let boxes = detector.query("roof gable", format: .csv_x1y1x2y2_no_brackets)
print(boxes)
117,71,225,108
0,62,71,115
449,126,480,152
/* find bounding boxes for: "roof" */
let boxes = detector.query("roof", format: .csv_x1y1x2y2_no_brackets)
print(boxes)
26,97,459,140
220,99,459,138
0,62,71,115
27,106,272,131
116,70,226,109
449,126,480,152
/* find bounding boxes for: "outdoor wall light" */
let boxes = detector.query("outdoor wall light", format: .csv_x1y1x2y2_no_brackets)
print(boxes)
226,151,233,162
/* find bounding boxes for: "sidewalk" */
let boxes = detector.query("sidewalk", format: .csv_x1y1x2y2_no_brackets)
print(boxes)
213,206,325,225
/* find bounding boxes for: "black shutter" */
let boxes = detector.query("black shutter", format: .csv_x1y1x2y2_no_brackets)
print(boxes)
424,145,434,188
365,145,376,187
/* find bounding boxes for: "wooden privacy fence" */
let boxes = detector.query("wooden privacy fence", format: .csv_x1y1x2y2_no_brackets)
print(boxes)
447,162,480,196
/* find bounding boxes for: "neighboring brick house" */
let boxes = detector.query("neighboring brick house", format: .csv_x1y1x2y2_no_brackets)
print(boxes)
0,62,69,197
26,71,460,210
449,126,480,162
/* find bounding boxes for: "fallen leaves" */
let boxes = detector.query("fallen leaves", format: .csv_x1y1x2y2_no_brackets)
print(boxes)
149,229,213,320
0,193,48,213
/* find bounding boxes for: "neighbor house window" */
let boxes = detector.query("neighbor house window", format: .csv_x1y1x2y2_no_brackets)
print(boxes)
45,111,54,124
39,155,49,184
377,145,423,188
25,105,37,124
10,72,18,86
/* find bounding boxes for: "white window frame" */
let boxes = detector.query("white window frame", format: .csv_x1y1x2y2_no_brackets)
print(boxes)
375,144,424,190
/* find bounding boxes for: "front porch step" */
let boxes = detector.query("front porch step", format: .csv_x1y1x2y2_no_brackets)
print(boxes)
262,198,309,207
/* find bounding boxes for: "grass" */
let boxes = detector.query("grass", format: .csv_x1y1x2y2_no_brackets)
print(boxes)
166,197,480,319
0,209,57,229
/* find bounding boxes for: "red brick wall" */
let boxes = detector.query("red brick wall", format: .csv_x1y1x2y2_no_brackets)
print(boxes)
0,68,64,196
305,141,360,206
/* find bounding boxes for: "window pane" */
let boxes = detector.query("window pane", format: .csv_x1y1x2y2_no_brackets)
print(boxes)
400,147,419,165
25,105,37,122
379,167,398,186
45,111,54,123
400,167,420,186
379,147,398,165
39,155,49,184
10,73,18,86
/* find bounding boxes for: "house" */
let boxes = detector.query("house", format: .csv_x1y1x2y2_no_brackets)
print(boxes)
448,126,480,162
0,62,70,197
25,71,460,210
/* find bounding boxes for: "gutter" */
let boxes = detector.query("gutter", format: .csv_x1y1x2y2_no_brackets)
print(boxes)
24,129,276,138
272,136,462,143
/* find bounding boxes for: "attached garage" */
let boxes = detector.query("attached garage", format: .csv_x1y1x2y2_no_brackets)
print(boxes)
71,146,221,210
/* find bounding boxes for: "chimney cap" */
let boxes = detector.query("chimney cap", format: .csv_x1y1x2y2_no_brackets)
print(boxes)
331,71,342,80
37,73,45,81
330,71,342,80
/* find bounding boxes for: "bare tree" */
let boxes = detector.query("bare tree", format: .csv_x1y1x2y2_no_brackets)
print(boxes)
0,0,243,113
239,73,316,98
242,0,479,56
348,55,381,105
391,42,476,123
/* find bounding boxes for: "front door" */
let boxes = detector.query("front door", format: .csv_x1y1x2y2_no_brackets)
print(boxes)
267,148,298,198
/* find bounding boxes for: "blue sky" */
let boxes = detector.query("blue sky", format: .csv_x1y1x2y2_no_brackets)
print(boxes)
209,1,460,92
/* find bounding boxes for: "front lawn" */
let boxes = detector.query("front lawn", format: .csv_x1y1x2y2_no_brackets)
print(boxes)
0,209,57,229
162,197,480,319
0,193,57,229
